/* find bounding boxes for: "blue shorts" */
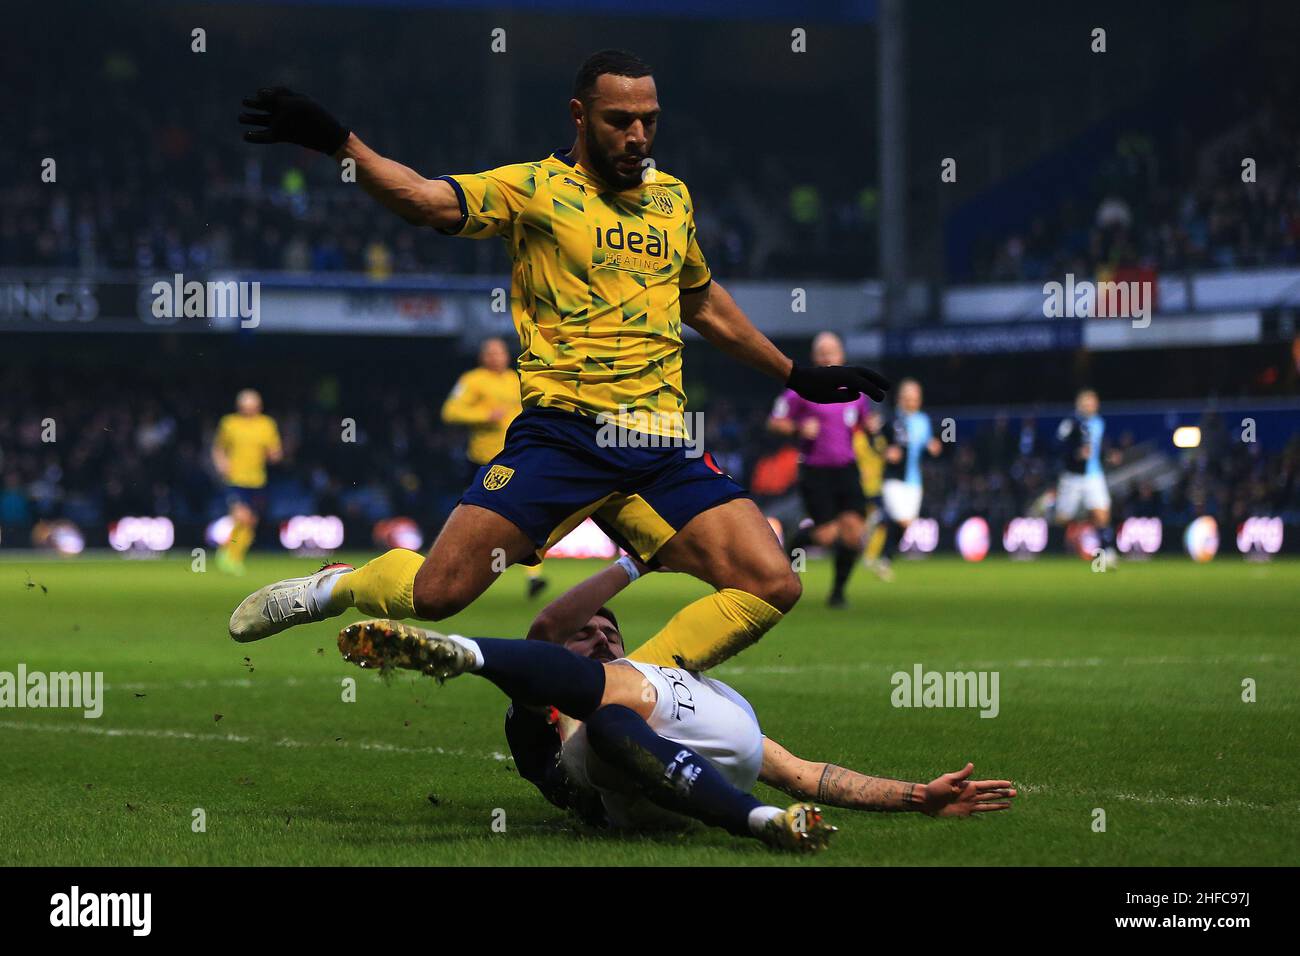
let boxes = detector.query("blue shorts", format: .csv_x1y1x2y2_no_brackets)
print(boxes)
226,485,267,515
459,407,748,564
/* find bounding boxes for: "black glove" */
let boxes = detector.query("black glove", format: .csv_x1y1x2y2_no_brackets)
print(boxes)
239,87,349,155
787,362,891,404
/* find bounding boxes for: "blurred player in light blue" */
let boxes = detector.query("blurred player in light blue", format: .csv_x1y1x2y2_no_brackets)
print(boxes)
1054,388,1119,568
868,378,941,581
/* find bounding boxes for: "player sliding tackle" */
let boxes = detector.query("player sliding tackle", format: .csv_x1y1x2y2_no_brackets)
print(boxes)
229,50,889,672
336,557,1017,853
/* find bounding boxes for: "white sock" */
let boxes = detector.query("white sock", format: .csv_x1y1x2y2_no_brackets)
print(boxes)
747,805,784,836
445,634,485,671
310,566,352,612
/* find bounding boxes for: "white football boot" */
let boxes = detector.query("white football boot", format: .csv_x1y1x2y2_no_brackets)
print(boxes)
228,563,352,643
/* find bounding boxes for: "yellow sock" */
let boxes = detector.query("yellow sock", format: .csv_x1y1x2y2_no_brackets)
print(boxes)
330,548,424,618
628,588,783,671
865,524,886,562
225,523,254,563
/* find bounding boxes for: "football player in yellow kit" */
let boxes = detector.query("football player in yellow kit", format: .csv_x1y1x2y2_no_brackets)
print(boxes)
231,51,889,674
211,389,282,575
441,337,549,598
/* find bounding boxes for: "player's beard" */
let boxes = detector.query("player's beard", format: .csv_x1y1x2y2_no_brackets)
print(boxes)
584,121,647,191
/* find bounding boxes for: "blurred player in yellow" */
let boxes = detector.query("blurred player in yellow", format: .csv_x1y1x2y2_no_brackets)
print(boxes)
441,337,548,598
211,389,281,576
854,409,889,567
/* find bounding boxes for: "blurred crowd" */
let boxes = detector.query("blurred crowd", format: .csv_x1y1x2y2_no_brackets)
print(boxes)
917,412,1300,532
8,34,1299,289
8,7,1300,291
0,368,462,538
2,363,1295,547
972,87,1300,282
0,10,874,283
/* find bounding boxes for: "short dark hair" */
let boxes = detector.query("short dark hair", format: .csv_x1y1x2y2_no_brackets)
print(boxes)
573,49,653,104
593,605,620,636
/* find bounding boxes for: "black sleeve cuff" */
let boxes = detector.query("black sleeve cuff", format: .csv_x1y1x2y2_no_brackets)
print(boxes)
434,175,469,235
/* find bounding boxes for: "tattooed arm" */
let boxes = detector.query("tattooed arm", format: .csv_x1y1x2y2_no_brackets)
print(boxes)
758,738,1016,818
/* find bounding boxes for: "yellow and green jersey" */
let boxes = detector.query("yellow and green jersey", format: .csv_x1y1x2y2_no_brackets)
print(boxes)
853,427,887,498
441,366,523,465
215,413,280,489
437,151,711,436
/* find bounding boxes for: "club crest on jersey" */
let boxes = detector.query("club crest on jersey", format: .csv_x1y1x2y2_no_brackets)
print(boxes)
483,465,515,491
648,188,674,215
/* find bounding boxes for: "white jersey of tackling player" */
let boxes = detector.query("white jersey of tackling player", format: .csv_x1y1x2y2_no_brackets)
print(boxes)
560,659,764,829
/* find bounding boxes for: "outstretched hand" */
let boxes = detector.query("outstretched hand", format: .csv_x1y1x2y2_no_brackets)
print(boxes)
919,762,1016,817
239,87,350,155
787,363,891,404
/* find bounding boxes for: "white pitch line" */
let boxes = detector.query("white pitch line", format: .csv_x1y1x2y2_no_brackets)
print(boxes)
89,653,1291,692
1016,780,1295,813
4,721,1292,813
106,676,348,692
0,719,509,761
713,654,1288,677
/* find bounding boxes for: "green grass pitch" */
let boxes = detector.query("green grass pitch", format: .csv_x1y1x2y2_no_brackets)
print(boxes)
1,553,1295,866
